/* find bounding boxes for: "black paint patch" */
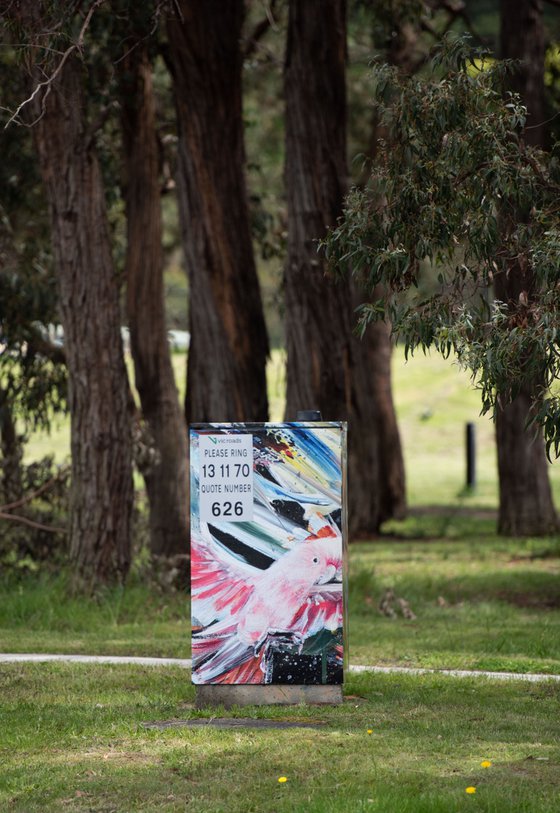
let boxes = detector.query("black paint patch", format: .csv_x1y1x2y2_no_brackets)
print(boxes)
207,524,275,570
270,499,307,528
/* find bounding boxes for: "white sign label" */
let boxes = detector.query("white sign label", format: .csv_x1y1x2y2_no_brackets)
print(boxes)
199,434,254,522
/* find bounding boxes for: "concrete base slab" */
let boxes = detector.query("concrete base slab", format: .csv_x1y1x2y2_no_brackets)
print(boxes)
195,684,343,709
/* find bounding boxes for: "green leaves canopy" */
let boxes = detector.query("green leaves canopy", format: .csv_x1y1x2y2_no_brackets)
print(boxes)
326,35,560,454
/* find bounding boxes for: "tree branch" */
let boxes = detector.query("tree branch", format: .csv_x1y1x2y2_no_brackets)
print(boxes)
243,0,278,61
85,100,119,148
0,465,70,514
4,0,107,130
424,0,486,46
112,0,168,67
27,325,67,365
0,510,66,534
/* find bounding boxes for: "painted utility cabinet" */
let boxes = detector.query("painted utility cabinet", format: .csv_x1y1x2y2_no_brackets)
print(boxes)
190,422,347,686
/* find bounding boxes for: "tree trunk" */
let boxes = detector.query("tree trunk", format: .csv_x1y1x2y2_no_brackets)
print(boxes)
495,393,557,535
0,388,23,506
500,0,545,148
364,300,406,522
284,0,402,534
167,0,269,424
496,0,557,535
494,257,557,535
120,46,189,558
33,56,133,588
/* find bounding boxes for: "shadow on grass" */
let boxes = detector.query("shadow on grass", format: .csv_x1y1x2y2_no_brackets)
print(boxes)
379,507,498,541
350,567,560,612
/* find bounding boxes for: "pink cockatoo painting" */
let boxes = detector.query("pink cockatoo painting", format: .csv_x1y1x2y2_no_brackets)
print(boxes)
190,423,346,685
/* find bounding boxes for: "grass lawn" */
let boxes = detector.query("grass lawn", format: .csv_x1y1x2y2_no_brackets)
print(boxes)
1,664,559,812
4,348,559,811
349,532,560,675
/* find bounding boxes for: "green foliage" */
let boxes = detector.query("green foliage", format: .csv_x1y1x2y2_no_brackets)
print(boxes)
0,41,67,433
0,270,67,432
0,456,69,573
327,34,560,452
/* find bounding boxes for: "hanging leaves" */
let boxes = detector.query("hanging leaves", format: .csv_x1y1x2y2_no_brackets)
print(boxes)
326,34,560,451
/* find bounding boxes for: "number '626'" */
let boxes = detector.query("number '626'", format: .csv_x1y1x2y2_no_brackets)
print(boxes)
211,501,243,517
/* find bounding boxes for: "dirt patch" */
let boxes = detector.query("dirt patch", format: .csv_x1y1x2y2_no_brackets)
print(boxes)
408,506,497,520
496,591,560,610
142,717,327,730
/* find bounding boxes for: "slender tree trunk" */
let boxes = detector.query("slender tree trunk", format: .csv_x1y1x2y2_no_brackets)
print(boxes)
348,16,413,524
496,0,557,535
167,0,269,424
120,46,189,558
33,56,133,588
495,393,557,535
284,0,400,534
364,296,406,522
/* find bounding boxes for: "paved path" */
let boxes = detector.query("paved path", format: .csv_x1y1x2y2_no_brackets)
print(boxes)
0,654,193,668
2,653,559,683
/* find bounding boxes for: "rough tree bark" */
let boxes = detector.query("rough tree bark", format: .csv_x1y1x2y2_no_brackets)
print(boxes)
33,55,134,587
501,0,546,148
0,389,23,505
494,245,557,535
496,0,557,535
284,0,404,533
120,45,189,557
167,0,269,424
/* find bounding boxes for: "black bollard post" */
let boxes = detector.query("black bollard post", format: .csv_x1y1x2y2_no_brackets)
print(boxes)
466,422,476,489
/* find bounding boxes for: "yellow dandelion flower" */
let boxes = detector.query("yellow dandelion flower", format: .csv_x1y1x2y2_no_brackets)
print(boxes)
465,786,476,794
481,760,492,768
367,729,373,735
278,776,288,784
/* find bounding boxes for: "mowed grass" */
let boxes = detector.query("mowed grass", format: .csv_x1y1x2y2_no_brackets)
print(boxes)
1,664,559,813
349,532,560,675
5,347,559,812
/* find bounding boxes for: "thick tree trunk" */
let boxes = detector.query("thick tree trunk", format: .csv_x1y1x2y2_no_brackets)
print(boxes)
496,0,557,535
33,56,133,587
494,260,558,535
167,0,269,424
284,0,402,534
495,394,557,535
120,47,189,558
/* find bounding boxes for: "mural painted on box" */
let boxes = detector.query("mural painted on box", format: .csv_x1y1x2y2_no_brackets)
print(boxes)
190,424,344,685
